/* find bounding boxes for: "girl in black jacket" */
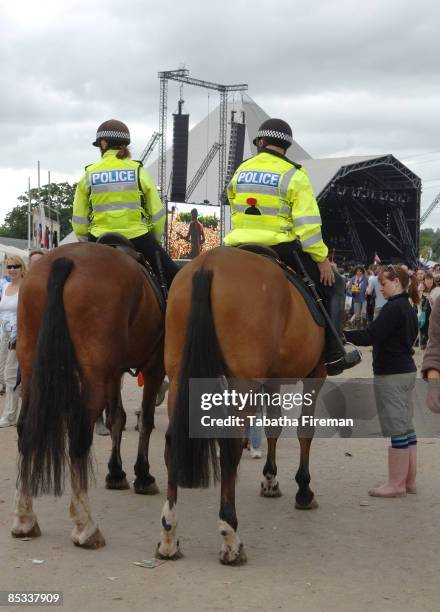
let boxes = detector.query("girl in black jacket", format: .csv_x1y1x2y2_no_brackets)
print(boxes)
345,265,419,497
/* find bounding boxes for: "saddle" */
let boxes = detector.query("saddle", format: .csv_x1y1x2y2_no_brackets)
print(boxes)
96,233,166,313
237,244,325,327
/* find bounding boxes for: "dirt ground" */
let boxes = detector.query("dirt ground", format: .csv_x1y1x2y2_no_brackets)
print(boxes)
0,347,439,612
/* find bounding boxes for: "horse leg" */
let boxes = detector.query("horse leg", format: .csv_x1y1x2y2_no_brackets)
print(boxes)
11,490,41,538
260,387,282,497
218,439,246,565
69,379,105,548
133,366,163,495
70,470,105,549
12,387,41,538
156,378,181,558
105,385,130,490
295,437,317,509
156,426,182,559
261,438,282,498
295,366,325,510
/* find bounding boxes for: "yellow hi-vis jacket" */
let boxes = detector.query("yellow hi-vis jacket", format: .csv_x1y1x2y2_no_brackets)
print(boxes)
72,149,166,241
224,150,328,263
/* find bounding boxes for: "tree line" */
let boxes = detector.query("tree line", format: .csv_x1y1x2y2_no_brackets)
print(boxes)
0,182,76,240
419,228,440,261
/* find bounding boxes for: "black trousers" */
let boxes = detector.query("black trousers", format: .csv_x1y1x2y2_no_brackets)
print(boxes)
270,241,322,290
270,240,346,341
89,232,178,289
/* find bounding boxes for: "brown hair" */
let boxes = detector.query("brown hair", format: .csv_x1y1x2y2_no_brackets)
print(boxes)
423,272,435,293
29,248,46,258
378,264,419,304
115,145,131,160
353,265,365,275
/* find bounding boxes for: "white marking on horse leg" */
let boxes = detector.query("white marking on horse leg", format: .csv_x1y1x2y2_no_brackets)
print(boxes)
261,473,282,497
11,490,39,536
69,488,100,546
157,500,179,558
218,519,245,564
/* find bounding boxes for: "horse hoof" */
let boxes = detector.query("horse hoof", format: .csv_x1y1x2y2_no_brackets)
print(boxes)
11,521,42,539
105,477,130,490
134,480,160,495
260,481,282,498
74,528,106,549
219,542,247,566
295,498,319,510
155,542,183,560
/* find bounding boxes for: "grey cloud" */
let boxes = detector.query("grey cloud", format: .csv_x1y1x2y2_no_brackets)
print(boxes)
1,0,440,218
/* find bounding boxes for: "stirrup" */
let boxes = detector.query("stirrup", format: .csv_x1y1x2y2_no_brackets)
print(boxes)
326,344,362,376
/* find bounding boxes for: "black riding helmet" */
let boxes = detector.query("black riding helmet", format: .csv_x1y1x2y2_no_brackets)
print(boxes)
93,119,131,147
253,118,293,149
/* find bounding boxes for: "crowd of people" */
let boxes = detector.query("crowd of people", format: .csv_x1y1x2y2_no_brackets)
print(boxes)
343,262,440,349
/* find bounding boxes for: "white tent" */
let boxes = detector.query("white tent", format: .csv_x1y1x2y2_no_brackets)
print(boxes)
0,242,29,260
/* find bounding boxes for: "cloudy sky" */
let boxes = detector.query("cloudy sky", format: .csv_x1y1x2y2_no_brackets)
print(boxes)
1,0,439,228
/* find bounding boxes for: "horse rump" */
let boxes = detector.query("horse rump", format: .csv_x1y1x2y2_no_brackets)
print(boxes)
171,268,234,488
18,257,93,497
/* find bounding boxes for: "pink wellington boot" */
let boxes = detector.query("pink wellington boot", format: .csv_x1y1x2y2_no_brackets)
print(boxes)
406,445,417,494
368,447,409,498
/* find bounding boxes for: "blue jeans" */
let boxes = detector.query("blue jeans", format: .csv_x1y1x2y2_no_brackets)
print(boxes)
245,407,263,449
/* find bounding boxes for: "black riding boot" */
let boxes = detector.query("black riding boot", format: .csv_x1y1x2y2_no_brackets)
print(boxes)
324,273,362,376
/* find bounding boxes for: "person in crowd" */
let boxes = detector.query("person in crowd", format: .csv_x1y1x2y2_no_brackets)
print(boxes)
365,268,375,323
72,119,178,289
366,265,388,319
430,262,440,280
177,208,206,259
0,274,10,396
419,272,435,350
428,264,440,303
349,266,369,328
0,256,26,427
416,267,426,300
421,296,440,412
344,265,419,497
28,248,46,267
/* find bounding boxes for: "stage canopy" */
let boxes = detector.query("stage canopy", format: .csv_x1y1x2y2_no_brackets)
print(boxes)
302,155,421,267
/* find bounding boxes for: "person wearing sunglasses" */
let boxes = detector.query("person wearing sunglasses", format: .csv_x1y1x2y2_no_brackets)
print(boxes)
0,256,26,427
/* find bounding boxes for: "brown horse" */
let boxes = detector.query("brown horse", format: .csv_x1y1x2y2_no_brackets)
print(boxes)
156,246,326,564
12,243,164,548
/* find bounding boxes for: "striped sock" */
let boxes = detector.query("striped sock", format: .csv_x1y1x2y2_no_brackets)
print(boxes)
407,431,417,447
391,434,409,449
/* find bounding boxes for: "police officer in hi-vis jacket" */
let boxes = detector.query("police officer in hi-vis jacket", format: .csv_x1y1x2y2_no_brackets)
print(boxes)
224,118,361,375
72,119,178,288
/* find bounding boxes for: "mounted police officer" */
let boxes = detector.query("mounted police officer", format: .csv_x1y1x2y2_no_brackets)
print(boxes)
72,119,178,288
224,118,361,375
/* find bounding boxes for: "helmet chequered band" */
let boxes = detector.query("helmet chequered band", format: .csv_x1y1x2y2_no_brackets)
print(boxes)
96,130,130,141
256,129,293,144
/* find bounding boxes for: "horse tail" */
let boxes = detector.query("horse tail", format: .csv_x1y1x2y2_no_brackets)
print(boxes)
18,257,93,497
171,268,229,488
